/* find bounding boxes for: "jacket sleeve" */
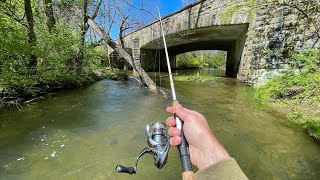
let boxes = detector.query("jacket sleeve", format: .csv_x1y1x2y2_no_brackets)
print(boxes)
195,158,248,180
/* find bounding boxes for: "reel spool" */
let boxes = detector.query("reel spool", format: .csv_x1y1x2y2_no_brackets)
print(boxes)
115,122,170,174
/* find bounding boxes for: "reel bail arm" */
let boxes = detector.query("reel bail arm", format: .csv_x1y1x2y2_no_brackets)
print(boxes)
115,122,170,175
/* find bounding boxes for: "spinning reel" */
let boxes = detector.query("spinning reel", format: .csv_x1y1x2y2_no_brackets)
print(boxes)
115,122,170,174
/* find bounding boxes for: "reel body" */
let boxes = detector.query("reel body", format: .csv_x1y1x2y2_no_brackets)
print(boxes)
115,122,170,174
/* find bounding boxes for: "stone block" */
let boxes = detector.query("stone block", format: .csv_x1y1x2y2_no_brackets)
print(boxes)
271,23,283,31
256,8,269,16
304,39,317,48
255,15,268,22
282,8,291,16
284,20,298,27
254,21,265,28
271,17,284,24
284,14,297,21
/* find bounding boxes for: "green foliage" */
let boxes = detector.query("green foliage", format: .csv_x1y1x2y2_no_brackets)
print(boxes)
287,111,320,139
176,51,226,69
84,46,107,72
1,19,79,95
287,111,320,140
0,10,119,105
205,51,226,68
176,52,199,68
174,74,214,82
256,49,320,105
256,49,320,139
290,49,320,73
219,0,257,23
303,117,320,140
287,111,303,124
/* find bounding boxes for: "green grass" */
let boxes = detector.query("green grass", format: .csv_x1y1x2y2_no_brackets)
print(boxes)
287,111,320,140
174,75,214,82
256,49,320,140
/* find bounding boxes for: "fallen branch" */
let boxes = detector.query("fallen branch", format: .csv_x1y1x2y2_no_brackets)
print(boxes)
87,16,167,97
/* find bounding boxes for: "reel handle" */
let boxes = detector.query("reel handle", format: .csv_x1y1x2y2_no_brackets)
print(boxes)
115,165,136,175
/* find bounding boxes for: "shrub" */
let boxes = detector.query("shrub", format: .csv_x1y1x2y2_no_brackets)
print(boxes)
256,49,320,139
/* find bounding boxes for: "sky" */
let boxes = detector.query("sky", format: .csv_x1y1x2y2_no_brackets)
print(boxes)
107,0,197,39
158,0,187,16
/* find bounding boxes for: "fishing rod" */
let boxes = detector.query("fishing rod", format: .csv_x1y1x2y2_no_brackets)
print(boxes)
157,8,194,180
115,8,194,180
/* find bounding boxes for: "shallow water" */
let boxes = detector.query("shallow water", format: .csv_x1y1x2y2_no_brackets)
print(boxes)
0,69,319,180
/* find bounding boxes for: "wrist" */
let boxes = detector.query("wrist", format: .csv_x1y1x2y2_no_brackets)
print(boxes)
198,133,230,170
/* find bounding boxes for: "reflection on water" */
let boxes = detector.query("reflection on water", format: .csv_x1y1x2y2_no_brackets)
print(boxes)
0,69,319,180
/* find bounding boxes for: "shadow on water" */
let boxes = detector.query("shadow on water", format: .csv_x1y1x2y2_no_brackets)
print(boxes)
0,69,319,180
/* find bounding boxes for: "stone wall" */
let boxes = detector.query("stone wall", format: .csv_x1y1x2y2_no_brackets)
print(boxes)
238,0,320,85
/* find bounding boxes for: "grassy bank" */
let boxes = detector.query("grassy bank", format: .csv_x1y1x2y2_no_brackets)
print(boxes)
174,74,214,82
256,49,320,140
0,18,127,110
0,66,126,109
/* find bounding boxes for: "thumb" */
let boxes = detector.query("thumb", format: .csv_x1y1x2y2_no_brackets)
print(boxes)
175,103,192,123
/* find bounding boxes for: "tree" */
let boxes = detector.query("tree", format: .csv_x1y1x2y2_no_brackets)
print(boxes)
24,0,37,68
0,0,27,27
87,17,165,95
74,0,103,74
44,0,56,32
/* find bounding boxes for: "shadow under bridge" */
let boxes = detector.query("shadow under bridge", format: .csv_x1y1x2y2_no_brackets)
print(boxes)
139,24,249,78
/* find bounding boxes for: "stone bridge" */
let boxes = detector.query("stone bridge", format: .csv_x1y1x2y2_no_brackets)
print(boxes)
107,0,319,84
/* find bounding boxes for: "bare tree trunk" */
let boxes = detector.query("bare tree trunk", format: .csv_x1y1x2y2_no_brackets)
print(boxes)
44,0,56,33
87,17,165,96
119,15,129,49
74,0,102,74
75,0,88,74
24,0,37,68
119,15,130,75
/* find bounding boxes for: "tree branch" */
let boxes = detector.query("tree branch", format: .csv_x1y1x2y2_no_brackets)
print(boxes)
119,14,129,48
92,0,102,20
87,16,165,96
0,3,28,27
121,0,157,21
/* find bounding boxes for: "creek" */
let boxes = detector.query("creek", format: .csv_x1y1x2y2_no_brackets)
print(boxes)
0,69,319,179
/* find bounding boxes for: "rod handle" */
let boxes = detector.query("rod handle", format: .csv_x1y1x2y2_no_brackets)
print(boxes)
182,170,195,180
115,165,135,175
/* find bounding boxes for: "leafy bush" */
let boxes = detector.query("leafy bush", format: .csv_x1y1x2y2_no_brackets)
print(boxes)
84,45,107,72
176,52,200,69
176,51,226,69
0,18,119,104
256,49,320,139
203,51,226,68
256,49,320,105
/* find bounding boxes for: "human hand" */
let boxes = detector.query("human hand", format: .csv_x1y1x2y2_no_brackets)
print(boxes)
166,103,230,170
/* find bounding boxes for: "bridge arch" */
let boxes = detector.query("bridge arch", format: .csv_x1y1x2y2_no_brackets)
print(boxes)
139,24,248,77
106,0,319,84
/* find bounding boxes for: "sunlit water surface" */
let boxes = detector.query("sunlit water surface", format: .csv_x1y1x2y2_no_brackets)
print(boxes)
0,69,319,180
